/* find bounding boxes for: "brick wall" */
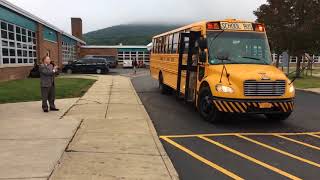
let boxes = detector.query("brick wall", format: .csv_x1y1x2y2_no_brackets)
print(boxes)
37,24,61,67
71,18,83,40
0,66,33,82
80,48,118,58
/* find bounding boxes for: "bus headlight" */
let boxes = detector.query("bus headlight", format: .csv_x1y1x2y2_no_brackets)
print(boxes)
216,84,234,93
289,85,295,93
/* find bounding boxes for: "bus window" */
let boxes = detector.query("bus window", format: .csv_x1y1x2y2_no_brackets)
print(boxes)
168,34,173,54
172,32,180,54
164,35,169,53
156,38,161,53
160,37,165,53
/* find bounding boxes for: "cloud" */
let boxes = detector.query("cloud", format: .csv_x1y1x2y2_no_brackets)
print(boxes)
6,0,267,33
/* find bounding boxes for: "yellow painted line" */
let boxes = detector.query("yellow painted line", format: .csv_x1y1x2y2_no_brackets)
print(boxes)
236,135,320,168
160,137,244,180
199,136,302,180
308,134,320,139
274,135,320,151
159,132,320,139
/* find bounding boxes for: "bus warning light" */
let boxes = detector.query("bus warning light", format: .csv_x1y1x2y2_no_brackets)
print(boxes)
207,22,220,30
255,24,265,32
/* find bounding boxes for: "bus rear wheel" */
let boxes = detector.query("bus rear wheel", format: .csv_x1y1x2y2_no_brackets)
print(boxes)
159,73,172,94
265,113,291,121
198,87,223,123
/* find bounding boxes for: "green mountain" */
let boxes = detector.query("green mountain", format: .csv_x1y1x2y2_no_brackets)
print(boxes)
83,24,182,45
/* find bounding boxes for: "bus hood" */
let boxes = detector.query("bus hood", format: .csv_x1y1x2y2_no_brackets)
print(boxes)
207,64,288,82
206,64,293,99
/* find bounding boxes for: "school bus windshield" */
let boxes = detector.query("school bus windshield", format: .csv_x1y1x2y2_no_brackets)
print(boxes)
207,31,272,65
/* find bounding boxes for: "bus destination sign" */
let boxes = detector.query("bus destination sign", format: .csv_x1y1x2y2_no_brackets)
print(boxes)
220,22,254,31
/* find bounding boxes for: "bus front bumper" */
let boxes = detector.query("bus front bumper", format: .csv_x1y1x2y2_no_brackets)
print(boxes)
211,97,294,114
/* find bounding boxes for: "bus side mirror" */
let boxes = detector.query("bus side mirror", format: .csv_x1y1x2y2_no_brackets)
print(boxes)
199,51,207,63
198,38,207,51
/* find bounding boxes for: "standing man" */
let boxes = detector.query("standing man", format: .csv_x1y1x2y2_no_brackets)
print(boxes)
39,56,59,112
133,58,137,75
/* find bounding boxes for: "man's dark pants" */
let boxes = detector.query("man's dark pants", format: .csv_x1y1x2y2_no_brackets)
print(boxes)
41,85,56,110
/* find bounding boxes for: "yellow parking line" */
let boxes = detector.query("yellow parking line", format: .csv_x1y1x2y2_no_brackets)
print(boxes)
160,137,244,180
160,132,320,139
198,136,302,180
308,134,320,139
236,135,320,168
274,135,320,151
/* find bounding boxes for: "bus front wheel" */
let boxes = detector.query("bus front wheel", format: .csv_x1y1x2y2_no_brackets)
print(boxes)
198,87,223,123
265,113,291,121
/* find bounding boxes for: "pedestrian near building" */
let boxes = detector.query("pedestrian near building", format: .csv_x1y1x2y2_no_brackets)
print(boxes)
39,56,59,112
133,58,138,75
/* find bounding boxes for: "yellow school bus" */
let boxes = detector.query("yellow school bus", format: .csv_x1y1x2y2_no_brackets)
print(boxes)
150,19,295,122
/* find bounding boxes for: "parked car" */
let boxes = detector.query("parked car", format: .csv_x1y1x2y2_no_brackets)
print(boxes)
62,58,109,74
105,57,118,68
85,55,118,68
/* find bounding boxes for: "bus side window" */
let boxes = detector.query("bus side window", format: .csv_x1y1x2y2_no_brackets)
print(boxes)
152,39,155,53
158,37,161,53
165,35,169,54
155,38,158,54
160,37,165,54
172,32,179,54
168,34,173,54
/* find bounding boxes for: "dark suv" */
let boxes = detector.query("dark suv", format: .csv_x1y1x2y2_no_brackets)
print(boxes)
87,55,118,68
62,58,109,74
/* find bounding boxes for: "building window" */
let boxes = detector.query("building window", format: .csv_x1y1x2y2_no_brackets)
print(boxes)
62,41,76,64
0,20,37,66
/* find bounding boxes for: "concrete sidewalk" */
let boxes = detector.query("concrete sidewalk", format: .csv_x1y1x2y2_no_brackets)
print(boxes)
50,75,179,180
0,98,80,180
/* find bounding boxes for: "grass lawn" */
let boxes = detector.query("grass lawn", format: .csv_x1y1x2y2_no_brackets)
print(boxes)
0,78,96,104
293,76,320,89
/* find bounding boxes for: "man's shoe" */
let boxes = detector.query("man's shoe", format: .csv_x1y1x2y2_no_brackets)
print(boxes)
43,109,49,113
50,108,59,111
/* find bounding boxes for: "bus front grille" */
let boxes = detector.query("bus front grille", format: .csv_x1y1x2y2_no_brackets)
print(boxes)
244,80,286,96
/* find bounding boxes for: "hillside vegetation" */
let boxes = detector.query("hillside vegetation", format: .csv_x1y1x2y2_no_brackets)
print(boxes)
83,24,181,45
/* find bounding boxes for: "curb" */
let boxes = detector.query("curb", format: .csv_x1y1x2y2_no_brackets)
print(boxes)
130,80,180,180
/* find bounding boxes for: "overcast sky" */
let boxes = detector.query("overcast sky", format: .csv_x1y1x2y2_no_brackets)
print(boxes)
7,0,267,34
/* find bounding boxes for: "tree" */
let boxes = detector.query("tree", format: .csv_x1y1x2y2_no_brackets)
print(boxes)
254,0,320,77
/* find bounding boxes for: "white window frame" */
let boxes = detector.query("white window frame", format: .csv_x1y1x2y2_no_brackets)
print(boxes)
0,20,37,68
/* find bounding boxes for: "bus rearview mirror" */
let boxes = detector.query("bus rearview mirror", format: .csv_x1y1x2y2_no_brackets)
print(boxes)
199,51,207,63
198,38,208,50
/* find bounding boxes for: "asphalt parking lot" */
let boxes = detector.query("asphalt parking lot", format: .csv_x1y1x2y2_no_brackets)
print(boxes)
132,72,320,180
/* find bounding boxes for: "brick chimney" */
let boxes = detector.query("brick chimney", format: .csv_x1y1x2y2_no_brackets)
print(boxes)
71,18,83,40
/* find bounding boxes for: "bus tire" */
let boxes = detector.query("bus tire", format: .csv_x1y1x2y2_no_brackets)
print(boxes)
265,112,291,121
198,87,223,123
159,73,172,94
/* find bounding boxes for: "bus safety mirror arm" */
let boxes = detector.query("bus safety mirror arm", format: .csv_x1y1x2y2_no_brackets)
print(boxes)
289,77,297,85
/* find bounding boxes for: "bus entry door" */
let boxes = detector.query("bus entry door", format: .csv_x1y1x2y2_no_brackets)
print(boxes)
177,31,201,103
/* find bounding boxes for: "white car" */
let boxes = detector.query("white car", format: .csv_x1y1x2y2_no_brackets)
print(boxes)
123,60,133,68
